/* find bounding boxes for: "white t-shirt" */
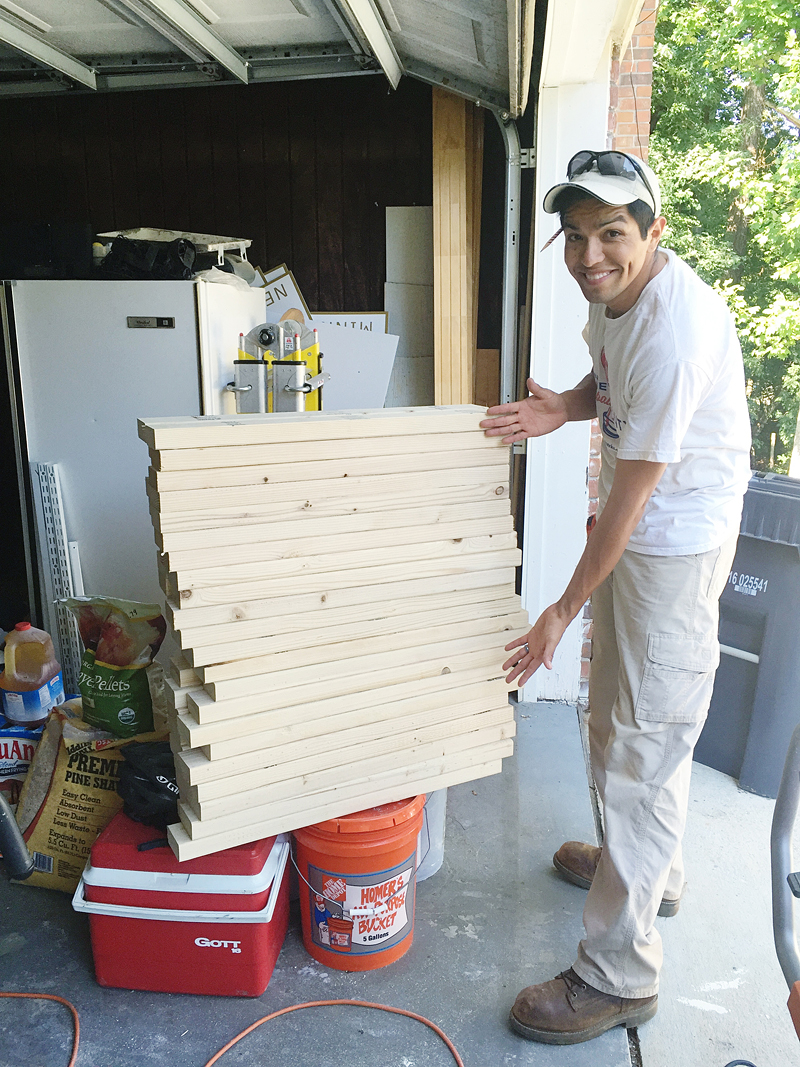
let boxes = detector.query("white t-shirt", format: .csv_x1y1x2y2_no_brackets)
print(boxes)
585,247,751,556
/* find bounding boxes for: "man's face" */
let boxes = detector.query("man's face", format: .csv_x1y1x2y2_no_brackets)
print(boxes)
562,198,666,316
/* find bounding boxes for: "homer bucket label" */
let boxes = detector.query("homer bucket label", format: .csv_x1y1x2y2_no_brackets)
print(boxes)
307,854,415,955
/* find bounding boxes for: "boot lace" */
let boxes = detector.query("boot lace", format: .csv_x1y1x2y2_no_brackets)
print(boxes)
556,969,588,1011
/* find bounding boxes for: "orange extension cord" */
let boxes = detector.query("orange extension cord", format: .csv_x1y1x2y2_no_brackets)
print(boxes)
0,993,80,1067
206,998,467,1067
0,993,465,1067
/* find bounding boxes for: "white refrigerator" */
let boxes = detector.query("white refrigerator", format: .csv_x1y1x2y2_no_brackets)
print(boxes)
2,278,266,687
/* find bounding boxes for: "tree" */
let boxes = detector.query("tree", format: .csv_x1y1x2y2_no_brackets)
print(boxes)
651,0,800,472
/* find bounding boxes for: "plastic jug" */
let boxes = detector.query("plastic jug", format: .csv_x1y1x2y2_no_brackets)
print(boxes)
0,622,65,728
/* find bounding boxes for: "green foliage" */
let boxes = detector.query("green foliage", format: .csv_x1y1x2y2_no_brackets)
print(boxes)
651,0,800,471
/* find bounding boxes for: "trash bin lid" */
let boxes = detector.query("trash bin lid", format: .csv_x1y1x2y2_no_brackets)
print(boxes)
740,473,800,548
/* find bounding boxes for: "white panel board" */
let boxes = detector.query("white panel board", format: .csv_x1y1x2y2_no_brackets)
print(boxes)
315,322,399,410
386,206,434,285
196,280,267,416
384,206,434,407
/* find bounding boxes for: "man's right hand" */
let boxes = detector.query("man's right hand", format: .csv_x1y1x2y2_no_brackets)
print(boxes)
480,378,569,444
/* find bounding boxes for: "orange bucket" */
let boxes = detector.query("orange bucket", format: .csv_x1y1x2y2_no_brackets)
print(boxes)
293,796,425,972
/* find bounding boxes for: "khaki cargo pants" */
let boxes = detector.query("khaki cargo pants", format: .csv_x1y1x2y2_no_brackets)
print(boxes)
573,535,737,998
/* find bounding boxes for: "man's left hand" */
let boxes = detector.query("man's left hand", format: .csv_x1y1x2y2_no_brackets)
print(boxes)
503,604,572,687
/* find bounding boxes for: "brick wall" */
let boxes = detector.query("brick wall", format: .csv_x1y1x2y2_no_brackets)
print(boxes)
579,0,657,703
607,0,657,160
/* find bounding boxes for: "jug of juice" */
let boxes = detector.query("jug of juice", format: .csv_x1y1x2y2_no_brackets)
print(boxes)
0,622,65,728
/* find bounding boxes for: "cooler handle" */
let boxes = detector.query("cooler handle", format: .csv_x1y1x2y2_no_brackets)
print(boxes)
81,833,286,896
71,841,289,925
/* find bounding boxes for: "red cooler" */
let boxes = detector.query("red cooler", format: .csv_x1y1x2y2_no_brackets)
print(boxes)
71,813,290,997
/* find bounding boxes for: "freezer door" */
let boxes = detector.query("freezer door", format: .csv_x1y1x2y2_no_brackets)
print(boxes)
10,280,201,641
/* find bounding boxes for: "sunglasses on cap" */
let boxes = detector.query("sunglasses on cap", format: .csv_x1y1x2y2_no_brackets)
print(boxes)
567,150,658,213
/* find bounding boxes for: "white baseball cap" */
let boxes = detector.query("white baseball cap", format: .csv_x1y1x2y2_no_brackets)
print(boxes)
543,150,661,217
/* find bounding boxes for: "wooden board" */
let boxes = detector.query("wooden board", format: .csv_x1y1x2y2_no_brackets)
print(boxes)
184,593,519,668
177,737,514,841
150,445,507,493
175,585,519,649
204,631,519,707
171,547,521,609
169,533,517,593
169,653,200,688
166,566,517,632
201,611,528,689
149,428,505,473
164,676,203,712
154,497,514,550
183,651,511,740
139,408,524,859
179,678,508,773
184,718,516,819
138,406,492,452
150,464,507,515
167,755,506,861
433,89,476,406
177,690,510,788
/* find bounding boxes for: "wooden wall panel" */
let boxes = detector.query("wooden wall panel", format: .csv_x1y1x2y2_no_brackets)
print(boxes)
0,76,432,313
432,88,484,405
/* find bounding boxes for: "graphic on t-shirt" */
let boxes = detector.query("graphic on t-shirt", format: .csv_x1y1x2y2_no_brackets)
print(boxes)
596,347,624,444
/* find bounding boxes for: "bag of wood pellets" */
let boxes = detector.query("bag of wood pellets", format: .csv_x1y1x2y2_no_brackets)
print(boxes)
14,701,167,892
60,596,167,738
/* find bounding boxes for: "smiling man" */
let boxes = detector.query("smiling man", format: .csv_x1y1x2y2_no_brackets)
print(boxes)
482,151,752,1044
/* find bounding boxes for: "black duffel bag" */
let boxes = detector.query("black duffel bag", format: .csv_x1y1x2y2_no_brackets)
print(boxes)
117,740,180,832
100,234,196,280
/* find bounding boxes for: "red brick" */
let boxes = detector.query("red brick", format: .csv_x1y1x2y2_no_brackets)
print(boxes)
580,659,591,679
588,476,599,497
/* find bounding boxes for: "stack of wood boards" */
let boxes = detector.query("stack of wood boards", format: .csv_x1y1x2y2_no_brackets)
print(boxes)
138,407,528,861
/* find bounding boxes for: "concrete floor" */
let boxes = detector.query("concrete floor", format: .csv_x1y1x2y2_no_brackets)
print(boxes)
0,701,796,1067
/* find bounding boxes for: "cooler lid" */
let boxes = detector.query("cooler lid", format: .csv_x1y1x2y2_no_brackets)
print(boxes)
90,812,276,877
311,795,425,834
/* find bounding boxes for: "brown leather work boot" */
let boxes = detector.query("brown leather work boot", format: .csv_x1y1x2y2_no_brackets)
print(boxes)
553,841,683,917
509,968,658,1044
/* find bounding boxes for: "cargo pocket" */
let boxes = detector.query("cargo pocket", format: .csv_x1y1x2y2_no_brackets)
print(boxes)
634,632,719,724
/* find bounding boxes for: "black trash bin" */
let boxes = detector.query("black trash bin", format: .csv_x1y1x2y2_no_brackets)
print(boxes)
694,472,800,798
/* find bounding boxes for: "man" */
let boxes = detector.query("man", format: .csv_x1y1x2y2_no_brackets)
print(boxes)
481,150,751,1044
